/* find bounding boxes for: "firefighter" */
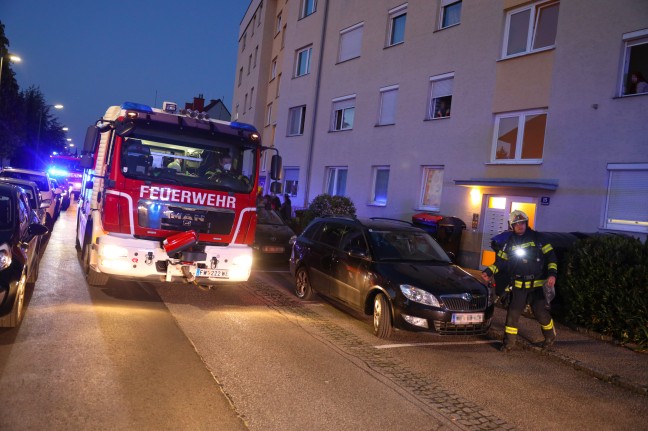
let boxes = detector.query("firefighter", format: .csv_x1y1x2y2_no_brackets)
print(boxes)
481,210,558,352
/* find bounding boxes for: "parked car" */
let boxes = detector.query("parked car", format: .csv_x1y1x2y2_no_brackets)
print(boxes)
252,207,296,265
0,178,49,255
0,168,58,230
290,216,495,338
0,183,49,328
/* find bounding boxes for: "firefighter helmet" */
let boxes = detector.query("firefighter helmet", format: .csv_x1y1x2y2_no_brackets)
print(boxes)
509,210,529,226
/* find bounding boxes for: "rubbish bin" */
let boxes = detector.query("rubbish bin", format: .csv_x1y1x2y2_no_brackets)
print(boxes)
435,216,466,261
412,213,443,236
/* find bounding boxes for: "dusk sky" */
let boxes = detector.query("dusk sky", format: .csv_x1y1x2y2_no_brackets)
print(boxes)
2,1,249,151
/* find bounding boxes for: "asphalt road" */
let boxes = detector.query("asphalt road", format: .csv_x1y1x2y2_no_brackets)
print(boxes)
1,203,646,430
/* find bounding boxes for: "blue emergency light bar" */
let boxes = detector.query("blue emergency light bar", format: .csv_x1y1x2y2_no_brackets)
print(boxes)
230,121,258,133
121,102,154,113
48,167,70,177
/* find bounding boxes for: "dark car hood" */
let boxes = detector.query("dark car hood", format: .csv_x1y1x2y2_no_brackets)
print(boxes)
377,261,486,295
254,223,295,243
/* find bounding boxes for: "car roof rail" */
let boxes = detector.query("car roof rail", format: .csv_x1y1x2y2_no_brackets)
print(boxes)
369,217,414,226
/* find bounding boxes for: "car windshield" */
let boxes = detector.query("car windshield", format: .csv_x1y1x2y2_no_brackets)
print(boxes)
368,229,451,262
0,194,12,229
119,131,257,194
0,172,50,192
257,208,285,225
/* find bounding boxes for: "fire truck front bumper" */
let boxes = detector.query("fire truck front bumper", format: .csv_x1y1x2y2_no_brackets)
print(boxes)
94,235,252,283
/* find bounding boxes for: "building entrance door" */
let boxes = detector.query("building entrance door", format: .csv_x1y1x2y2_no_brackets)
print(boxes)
480,195,537,268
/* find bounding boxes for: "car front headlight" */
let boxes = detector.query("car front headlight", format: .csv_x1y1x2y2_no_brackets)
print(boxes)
0,248,12,271
400,284,440,307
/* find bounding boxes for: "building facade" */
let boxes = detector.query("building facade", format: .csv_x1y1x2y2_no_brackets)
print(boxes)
233,0,648,269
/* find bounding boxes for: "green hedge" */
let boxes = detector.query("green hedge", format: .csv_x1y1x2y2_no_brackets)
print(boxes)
293,194,356,234
559,235,648,348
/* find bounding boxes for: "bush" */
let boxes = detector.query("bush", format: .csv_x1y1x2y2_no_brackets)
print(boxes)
293,194,356,234
560,235,648,348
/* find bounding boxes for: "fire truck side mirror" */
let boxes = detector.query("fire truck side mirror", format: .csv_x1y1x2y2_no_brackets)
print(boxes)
79,152,94,169
83,125,100,153
270,181,283,194
270,154,282,181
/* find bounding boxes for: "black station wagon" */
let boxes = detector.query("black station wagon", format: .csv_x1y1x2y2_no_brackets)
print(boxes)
0,184,49,328
289,217,494,338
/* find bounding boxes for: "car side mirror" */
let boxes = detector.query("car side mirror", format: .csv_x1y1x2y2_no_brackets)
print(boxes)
40,201,50,209
28,223,49,237
270,181,282,194
348,247,369,259
41,199,52,207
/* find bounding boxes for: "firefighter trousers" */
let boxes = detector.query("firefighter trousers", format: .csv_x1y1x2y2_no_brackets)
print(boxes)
503,285,554,346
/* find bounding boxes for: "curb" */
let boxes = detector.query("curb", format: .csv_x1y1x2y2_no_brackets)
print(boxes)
486,326,648,397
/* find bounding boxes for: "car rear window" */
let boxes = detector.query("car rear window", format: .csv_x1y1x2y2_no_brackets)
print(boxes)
0,172,50,192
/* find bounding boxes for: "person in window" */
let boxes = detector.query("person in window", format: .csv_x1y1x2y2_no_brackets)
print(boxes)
628,71,648,94
481,210,558,352
167,157,182,172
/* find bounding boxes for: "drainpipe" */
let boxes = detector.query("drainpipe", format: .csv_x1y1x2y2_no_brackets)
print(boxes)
303,0,330,208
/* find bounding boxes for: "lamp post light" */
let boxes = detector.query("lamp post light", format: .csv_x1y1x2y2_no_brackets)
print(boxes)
0,48,22,95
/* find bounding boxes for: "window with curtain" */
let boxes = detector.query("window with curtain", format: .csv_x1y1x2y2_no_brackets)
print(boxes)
440,0,462,29
377,85,398,125
338,23,364,63
503,0,559,58
371,166,390,205
605,164,648,233
418,166,444,211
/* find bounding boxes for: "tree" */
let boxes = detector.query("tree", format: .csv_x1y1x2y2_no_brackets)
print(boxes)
0,21,24,167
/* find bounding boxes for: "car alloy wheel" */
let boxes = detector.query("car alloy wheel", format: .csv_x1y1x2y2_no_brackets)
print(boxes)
373,293,393,339
295,267,314,300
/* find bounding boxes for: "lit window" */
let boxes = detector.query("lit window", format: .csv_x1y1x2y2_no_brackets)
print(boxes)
338,23,363,63
419,166,444,211
288,106,306,136
300,0,317,18
331,95,355,131
620,29,648,96
284,168,300,197
295,46,312,77
326,167,348,196
503,0,559,58
427,73,454,119
605,164,648,233
377,85,398,126
371,166,390,205
387,4,407,46
491,110,547,163
439,0,462,29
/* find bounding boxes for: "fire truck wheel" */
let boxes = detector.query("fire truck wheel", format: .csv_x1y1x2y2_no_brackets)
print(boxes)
81,236,109,286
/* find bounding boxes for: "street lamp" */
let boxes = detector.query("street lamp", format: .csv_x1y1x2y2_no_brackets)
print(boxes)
36,103,64,158
0,48,22,94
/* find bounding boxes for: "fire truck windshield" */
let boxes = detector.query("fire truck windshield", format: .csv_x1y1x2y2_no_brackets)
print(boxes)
119,133,256,194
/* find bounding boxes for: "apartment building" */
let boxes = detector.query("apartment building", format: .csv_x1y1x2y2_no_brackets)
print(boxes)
233,0,648,269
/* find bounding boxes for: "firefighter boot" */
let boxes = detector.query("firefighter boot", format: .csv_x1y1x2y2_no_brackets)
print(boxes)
542,326,556,350
500,331,517,352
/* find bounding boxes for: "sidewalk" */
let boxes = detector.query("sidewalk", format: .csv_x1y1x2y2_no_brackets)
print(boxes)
466,269,648,396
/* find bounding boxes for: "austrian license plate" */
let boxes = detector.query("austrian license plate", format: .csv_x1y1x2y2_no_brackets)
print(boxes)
261,245,285,253
451,313,484,325
195,268,229,278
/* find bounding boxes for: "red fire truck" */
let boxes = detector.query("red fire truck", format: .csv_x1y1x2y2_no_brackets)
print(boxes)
76,101,281,286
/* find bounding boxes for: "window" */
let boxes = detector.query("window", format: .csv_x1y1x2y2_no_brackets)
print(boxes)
371,166,390,205
241,32,247,52
331,95,356,131
282,24,287,49
427,73,454,119
377,85,398,126
491,110,547,163
326,167,348,196
288,106,306,136
247,54,252,75
301,0,316,19
243,94,248,114
254,46,258,68
266,103,273,126
503,0,559,58
387,4,407,46
271,57,277,80
276,12,282,35
238,67,243,86
249,87,254,110
284,168,299,197
251,15,256,35
620,29,648,96
295,46,312,77
605,164,648,233
258,4,262,26
439,0,462,29
276,73,282,98
338,23,363,63
419,166,444,211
